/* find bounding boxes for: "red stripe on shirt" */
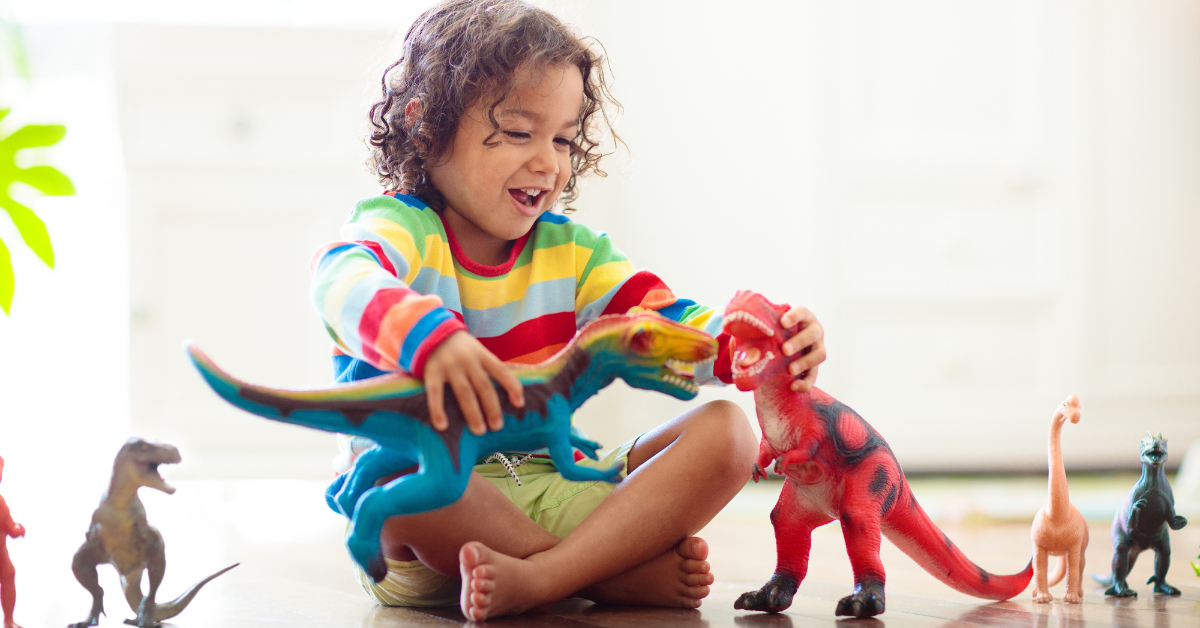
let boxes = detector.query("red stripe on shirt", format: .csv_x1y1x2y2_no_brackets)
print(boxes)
600,270,677,316
478,311,577,362
354,240,397,277
358,286,420,364
714,332,733,384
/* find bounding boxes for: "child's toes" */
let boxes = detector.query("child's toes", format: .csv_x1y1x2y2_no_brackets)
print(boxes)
686,572,715,587
681,558,710,574
472,576,496,593
676,537,709,560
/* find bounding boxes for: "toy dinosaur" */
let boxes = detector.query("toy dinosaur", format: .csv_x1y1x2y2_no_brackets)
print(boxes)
1029,394,1088,603
69,439,238,628
186,312,717,582
723,291,1032,618
1092,432,1188,597
0,455,25,628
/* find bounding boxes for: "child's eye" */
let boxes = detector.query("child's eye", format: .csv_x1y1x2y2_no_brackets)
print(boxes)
554,137,573,150
503,131,531,141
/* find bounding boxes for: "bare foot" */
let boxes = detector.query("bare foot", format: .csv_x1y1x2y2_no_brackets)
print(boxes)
580,536,714,608
460,541,551,621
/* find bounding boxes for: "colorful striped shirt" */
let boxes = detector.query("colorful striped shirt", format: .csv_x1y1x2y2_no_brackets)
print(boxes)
311,192,732,386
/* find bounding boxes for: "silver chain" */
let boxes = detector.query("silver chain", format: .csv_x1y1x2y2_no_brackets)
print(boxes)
484,452,534,486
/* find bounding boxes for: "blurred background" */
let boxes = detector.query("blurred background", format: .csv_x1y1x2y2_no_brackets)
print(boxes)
0,0,1198,487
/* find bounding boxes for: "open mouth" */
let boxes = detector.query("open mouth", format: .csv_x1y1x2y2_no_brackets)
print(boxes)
509,188,546,211
722,310,775,339
140,458,179,492
660,356,713,394
732,349,775,378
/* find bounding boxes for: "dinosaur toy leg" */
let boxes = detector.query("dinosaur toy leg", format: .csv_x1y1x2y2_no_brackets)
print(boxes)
1064,542,1086,603
548,430,624,483
838,508,887,618
347,458,470,582
1148,530,1180,595
1106,542,1140,597
119,570,144,619
329,446,419,517
129,531,165,627
69,541,106,628
736,482,834,613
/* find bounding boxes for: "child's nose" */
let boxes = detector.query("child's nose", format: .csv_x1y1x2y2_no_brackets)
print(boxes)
528,140,559,175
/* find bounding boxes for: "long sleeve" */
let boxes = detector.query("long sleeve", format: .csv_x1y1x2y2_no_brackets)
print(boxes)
571,224,732,386
311,194,466,378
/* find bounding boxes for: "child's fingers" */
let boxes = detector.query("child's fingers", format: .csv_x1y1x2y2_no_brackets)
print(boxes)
449,372,487,436
425,371,449,431
788,343,826,377
468,366,505,432
483,353,524,408
783,320,824,357
790,364,820,393
780,305,815,332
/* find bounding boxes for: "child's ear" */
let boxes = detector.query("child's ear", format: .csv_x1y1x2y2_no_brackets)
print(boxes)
404,97,424,129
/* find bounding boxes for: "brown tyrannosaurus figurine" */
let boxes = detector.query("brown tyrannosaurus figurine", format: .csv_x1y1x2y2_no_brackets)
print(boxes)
1029,395,1088,603
0,455,24,628
69,439,237,627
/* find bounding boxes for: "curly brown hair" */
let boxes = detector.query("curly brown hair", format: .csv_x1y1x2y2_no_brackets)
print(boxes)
366,0,620,211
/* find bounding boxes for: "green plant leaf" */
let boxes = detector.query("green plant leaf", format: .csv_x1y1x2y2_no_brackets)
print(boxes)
0,237,11,315
0,124,66,151
0,197,53,268
16,165,74,196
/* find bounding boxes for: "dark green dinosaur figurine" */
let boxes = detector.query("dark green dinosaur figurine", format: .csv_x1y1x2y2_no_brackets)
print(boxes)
69,439,238,627
1092,432,1188,597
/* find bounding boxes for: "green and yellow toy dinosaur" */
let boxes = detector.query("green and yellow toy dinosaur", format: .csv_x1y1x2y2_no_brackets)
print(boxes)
186,312,716,581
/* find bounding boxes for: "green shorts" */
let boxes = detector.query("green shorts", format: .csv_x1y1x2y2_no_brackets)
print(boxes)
354,438,636,607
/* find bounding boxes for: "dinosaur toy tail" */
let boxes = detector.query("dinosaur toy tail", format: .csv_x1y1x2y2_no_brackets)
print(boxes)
884,493,1032,600
1047,556,1067,587
151,563,239,622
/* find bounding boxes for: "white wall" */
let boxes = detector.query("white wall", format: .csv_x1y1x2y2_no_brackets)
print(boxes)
3,0,1197,478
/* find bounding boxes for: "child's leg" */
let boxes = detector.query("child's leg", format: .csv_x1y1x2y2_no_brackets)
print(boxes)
378,472,561,575
460,400,756,620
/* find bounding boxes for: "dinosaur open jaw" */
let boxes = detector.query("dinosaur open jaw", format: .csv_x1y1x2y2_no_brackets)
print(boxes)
732,349,775,379
660,357,711,394
140,459,179,494
722,311,776,339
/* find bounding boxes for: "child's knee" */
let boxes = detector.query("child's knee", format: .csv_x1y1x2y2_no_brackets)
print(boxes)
692,400,757,461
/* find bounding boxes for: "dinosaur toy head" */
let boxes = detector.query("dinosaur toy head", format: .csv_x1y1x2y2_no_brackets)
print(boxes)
721,290,791,392
115,438,182,495
1139,432,1168,467
579,312,718,400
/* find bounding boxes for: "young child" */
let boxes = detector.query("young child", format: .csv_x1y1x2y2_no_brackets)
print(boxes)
312,0,827,620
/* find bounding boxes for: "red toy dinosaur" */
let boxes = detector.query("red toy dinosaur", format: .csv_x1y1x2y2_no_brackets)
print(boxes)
725,291,1032,618
0,456,24,628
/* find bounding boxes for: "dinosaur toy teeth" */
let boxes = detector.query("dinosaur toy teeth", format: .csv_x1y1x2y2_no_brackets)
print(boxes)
733,349,775,379
722,310,775,338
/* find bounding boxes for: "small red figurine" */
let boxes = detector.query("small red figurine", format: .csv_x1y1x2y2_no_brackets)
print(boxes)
0,455,24,628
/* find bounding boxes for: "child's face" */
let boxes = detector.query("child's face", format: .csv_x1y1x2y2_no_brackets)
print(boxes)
428,64,584,246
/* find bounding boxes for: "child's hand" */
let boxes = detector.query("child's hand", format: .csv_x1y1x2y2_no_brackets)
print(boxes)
422,331,524,436
781,306,825,393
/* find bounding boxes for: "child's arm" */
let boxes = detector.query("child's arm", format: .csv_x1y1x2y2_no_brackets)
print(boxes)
312,196,521,435
572,228,826,389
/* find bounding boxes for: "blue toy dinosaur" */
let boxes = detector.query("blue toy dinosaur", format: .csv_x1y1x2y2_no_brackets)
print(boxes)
185,312,717,580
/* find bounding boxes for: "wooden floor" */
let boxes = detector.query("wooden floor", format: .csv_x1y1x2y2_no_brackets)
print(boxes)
9,476,1200,627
